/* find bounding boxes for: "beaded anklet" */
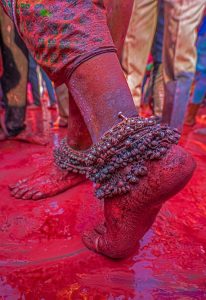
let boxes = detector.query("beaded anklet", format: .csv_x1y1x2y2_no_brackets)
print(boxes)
54,113,180,199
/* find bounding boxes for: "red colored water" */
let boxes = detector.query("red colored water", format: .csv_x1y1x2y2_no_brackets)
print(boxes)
0,107,206,299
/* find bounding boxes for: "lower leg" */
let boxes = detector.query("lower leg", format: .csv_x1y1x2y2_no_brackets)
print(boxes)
121,0,158,107
42,69,56,106
162,0,205,131
67,95,92,150
0,10,28,136
54,84,69,127
10,75,92,199
28,55,41,106
185,72,206,126
67,53,137,142
10,93,90,200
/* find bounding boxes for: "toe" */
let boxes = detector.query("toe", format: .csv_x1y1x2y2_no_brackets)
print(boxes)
82,230,100,252
21,190,38,200
14,187,32,199
32,191,44,200
10,187,21,196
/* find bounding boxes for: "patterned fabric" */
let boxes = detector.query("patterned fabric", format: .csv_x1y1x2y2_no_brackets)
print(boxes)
0,0,116,86
0,0,13,19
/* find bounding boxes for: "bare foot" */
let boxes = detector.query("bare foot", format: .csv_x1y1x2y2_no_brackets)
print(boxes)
9,163,85,200
83,145,196,259
9,131,49,145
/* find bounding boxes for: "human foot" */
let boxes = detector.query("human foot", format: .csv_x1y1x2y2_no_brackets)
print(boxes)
83,145,195,258
9,163,85,200
78,116,196,259
9,131,49,145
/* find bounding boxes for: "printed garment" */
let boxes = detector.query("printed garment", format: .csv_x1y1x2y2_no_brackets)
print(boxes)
0,0,116,86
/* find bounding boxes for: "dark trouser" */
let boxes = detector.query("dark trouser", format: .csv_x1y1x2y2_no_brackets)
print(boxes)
0,6,28,136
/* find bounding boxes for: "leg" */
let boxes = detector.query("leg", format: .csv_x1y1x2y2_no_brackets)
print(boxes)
185,72,206,126
28,54,41,106
54,84,69,127
67,53,136,141
10,95,91,200
162,0,206,131
185,28,206,126
104,0,134,59
0,8,28,136
151,1,164,118
0,9,46,144
41,68,56,106
122,0,158,107
152,63,164,118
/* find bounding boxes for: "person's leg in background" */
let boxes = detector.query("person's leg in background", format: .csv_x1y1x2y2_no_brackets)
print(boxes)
54,84,69,127
0,6,28,137
28,54,41,106
104,0,134,59
185,15,206,126
150,0,164,118
122,0,158,108
185,71,206,126
162,0,206,131
41,68,56,107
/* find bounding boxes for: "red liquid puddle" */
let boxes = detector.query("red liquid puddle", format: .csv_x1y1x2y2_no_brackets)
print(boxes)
0,108,206,299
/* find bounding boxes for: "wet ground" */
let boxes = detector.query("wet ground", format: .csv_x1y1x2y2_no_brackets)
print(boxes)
0,105,206,299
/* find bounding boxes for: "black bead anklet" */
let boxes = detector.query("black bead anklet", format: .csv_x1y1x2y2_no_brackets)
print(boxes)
54,114,180,199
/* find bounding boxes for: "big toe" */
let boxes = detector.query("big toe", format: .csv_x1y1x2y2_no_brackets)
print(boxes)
82,230,100,252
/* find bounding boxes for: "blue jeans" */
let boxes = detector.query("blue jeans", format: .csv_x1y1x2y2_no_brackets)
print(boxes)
192,16,206,105
192,71,206,104
28,54,56,105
